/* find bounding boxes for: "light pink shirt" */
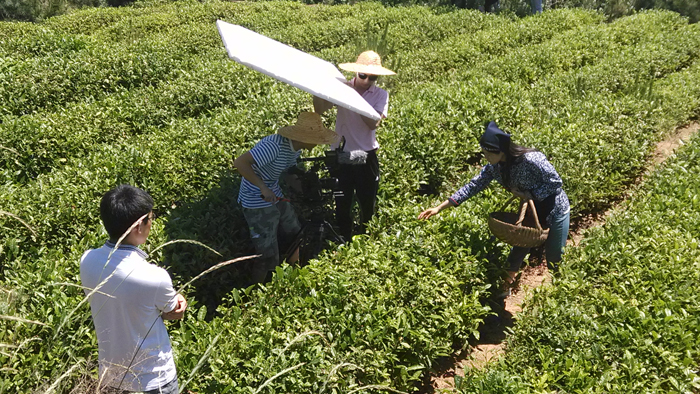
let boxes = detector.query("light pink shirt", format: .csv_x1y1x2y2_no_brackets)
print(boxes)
333,78,389,152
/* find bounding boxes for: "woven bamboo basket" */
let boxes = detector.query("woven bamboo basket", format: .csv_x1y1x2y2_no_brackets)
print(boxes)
488,196,548,248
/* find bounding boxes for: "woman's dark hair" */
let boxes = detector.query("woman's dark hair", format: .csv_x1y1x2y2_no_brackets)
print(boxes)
500,139,538,189
480,121,538,188
100,184,154,241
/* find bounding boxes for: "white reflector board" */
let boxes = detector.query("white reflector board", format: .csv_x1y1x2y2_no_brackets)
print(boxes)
216,20,381,121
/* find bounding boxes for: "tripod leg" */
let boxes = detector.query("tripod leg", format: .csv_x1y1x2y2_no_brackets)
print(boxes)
282,224,305,264
289,220,345,265
322,220,345,245
298,221,330,264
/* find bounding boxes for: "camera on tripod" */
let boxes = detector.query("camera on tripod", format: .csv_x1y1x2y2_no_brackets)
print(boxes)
291,136,368,203
294,148,341,203
282,141,344,265
283,138,369,263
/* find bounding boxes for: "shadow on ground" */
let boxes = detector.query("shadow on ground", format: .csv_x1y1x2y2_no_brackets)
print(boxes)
159,172,258,319
158,170,341,320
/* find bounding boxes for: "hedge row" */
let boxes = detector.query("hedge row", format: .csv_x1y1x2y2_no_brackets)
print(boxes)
393,8,604,88
0,2,500,118
0,59,285,184
380,11,700,218
1,2,604,123
0,25,221,118
0,6,596,185
1,3,700,393
458,134,700,393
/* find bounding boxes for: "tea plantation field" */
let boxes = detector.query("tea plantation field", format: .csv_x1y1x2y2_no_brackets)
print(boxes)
0,1,699,392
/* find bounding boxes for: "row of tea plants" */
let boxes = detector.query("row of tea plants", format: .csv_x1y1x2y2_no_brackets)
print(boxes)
0,1,699,392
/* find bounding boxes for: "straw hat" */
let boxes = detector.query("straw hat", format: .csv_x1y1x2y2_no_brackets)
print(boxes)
278,112,338,145
339,51,396,76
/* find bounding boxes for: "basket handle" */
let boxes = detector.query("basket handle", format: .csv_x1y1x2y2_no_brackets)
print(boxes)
515,199,543,232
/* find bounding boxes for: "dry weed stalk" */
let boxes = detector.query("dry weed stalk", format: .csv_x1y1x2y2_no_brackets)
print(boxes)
179,332,222,393
0,314,47,326
0,144,19,156
321,362,363,393
99,358,156,393
11,337,41,363
43,359,83,394
48,283,116,299
174,254,258,294
253,362,307,394
0,210,37,238
149,239,223,257
277,330,332,363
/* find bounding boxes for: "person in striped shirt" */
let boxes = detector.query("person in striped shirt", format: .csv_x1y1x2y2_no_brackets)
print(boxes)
234,112,338,283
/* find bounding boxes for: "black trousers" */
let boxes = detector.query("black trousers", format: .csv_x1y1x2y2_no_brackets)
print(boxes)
335,150,379,242
484,0,499,12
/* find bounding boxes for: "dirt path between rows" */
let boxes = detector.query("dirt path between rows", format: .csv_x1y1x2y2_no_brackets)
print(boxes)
426,122,699,393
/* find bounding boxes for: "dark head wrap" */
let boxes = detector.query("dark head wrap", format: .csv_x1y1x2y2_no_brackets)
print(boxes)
479,121,511,153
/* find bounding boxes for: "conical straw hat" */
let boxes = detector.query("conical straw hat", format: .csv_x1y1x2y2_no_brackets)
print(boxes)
339,51,396,76
278,112,338,145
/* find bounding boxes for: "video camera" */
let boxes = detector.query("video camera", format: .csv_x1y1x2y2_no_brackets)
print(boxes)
290,137,368,203
293,149,341,204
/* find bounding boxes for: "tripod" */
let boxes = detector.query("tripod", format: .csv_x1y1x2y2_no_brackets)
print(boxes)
283,205,345,265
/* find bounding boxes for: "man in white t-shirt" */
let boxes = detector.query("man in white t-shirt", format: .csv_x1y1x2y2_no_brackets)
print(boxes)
80,184,187,393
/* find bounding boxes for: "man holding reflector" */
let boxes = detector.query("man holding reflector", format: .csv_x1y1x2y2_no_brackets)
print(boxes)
313,51,395,242
216,21,394,242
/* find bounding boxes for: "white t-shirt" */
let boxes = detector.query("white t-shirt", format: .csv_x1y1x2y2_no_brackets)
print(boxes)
80,242,178,392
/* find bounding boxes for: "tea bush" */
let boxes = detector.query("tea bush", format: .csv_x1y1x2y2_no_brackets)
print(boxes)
1,2,700,393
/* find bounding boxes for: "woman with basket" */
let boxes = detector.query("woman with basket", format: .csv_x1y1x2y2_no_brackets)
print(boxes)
418,122,570,297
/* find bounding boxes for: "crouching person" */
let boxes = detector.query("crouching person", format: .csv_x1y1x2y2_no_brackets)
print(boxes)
234,112,338,284
80,184,187,393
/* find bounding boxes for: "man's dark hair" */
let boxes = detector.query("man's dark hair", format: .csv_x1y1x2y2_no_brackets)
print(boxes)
100,185,154,241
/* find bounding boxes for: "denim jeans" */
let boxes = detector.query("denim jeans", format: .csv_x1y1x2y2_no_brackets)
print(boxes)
507,210,570,272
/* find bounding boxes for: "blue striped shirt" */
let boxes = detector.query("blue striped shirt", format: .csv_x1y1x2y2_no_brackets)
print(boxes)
238,134,300,209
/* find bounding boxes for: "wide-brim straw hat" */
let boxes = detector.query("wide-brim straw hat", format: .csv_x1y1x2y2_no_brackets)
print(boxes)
278,112,339,145
339,50,396,76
